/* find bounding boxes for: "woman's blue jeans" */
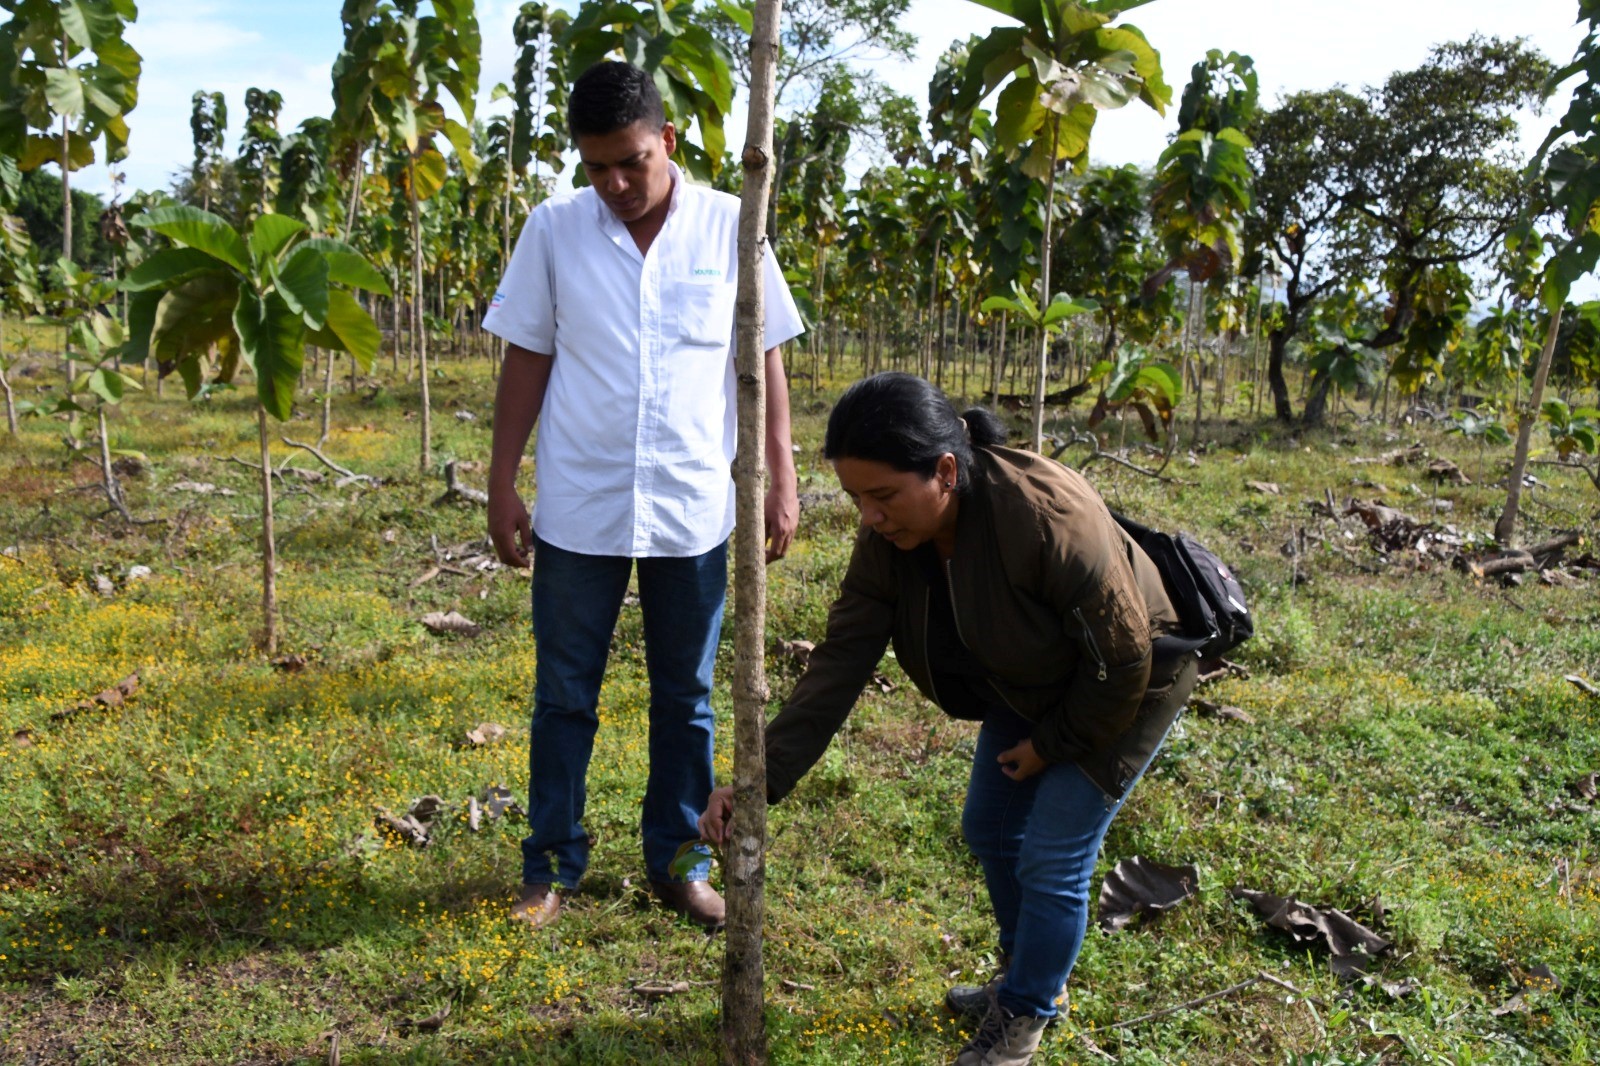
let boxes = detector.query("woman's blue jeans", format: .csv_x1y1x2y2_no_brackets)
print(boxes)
522,533,726,887
962,705,1180,1019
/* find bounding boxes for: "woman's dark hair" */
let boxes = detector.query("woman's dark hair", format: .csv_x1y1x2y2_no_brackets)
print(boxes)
568,61,666,139
823,372,1008,491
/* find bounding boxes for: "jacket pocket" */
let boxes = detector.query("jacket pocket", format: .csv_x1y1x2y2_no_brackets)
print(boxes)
674,279,736,347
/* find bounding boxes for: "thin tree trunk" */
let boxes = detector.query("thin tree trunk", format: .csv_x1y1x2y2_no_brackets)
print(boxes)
1190,286,1205,447
320,348,335,447
258,406,278,654
724,2,782,1062
1495,304,1563,547
410,159,432,472
342,144,366,242
992,310,1007,407
1,327,15,434
1032,117,1062,453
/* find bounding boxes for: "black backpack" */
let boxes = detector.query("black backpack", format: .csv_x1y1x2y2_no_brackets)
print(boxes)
1111,511,1253,663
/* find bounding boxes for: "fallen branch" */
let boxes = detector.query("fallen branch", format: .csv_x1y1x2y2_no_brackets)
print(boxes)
280,435,376,484
1469,550,1535,579
433,459,489,506
1052,433,1190,484
1108,971,1342,1035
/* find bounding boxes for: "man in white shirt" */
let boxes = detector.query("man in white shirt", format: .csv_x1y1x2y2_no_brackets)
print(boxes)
483,61,804,931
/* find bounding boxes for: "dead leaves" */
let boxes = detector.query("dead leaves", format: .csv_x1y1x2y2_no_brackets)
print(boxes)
1098,856,1200,932
420,611,481,638
1231,887,1390,977
376,785,523,846
51,671,141,722
463,722,506,747
1246,480,1281,496
1491,963,1561,1017
1190,698,1255,724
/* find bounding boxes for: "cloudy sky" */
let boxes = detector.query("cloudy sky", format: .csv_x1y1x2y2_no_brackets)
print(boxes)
74,0,1590,199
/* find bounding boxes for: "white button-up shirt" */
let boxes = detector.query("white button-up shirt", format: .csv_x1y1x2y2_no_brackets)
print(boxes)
482,165,804,558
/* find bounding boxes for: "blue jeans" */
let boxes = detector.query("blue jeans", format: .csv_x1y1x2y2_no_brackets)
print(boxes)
522,533,726,887
962,710,1179,1019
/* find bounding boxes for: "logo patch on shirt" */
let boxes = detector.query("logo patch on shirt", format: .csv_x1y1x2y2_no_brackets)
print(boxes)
490,290,506,308
692,268,721,277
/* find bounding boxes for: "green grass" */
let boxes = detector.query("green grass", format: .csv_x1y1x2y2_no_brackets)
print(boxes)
0,344,1597,1064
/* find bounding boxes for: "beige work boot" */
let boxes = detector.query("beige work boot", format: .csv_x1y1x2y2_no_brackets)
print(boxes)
951,990,1048,1066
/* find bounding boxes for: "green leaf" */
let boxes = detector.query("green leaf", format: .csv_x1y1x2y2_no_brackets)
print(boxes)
994,76,1045,151
43,68,86,118
1042,296,1099,326
151,275,240,368
308,289,382,371
667,839,715,880
712,0,753,34
980,295,1028,316
130,206,251,275
122,248,227,293
1135,363,1183,405
272,244,331,330
86,367,124,405
249,214,307,265
233,289,306,421
409,147,449,202
298,238,393,295
442,118,480,180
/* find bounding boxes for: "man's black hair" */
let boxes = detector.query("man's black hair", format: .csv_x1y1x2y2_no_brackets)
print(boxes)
568,61,666,139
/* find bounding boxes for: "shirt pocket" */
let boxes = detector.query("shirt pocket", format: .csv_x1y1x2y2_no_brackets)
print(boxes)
674,278,736,348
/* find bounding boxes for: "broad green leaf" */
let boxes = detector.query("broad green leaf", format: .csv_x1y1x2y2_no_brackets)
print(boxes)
272,244,331,330
131,206,251,275
981,295,1029,316
1042,296,1099,326
1135,363,1183,405
122,248,226,293
43,68,86,118
712,0,753,34
298,238,393,295
994,76,1045,151
442,118,480,180
409,147,448,201
233,289,306,421
119,290,160,364
249,214,306,265
86,367,124,405
309,289,382,371
667,839,714,879
965,0,1050,35
151,275,240,367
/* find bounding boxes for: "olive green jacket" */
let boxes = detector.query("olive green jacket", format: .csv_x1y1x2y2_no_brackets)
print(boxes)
765,445,1186,802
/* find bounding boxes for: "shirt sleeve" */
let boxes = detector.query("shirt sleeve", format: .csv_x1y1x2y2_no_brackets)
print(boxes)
760,242,805,350
482,206,555,354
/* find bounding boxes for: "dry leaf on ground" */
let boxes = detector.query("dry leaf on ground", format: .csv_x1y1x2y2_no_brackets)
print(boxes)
1246,481,1281,495
1098,856,1200,931
778,638,816,664
1492,963,1561,1016
420,611,481,637
1231,887,1390,976
1191,698,1255,724
465,722,506,747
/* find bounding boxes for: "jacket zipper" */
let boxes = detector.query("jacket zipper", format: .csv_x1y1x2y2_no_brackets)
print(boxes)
1074,607,1109,681
922,590,946,712
943,560,969,648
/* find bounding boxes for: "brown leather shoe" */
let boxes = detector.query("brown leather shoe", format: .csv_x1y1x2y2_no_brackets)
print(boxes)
510,883,561,929
648,880,725,930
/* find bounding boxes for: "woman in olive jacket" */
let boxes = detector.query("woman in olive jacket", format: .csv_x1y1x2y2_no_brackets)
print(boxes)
701,373,1197,1066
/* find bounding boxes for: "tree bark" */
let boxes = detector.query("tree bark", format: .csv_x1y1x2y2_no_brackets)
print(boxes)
724,2,782,1062
1032,116,1062,454
1,327,15,434
1267,327,1294,422
1495,304,1563,547
320,348,335,447
258,406,279,654
410,158,432,471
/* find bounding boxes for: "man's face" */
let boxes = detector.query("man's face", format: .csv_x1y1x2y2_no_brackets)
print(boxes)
576,119,677,224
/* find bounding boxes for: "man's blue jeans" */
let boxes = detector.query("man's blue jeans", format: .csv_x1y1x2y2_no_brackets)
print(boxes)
522,532,725,887
962,678,1189,1019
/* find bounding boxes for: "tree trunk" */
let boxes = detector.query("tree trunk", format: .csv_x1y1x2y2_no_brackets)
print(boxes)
991,310,1007,407
410,159,432,472
258,406,278,655
1189,286,1204,447
1,327,15,434
724,3,783,1062
1032,117,1062,454
1267,327,1294,422
1302,367,1334,427
1495,304,1563,547
343,144,366,242
320,348,335,447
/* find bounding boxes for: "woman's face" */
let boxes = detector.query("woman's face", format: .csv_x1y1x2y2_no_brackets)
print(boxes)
833,454,960,552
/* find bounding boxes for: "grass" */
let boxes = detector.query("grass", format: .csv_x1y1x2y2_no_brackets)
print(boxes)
0,341,1597,1064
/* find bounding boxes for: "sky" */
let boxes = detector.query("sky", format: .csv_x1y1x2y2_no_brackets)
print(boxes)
74,0,1591,201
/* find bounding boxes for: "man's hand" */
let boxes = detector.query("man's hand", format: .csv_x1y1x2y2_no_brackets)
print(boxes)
698,785,736,846
764,478,799,563
488,484,533,568
997,738,1047,782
